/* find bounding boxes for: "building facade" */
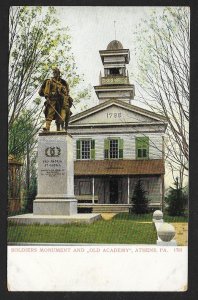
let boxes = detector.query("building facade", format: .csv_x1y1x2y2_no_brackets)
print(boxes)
68,40,167,212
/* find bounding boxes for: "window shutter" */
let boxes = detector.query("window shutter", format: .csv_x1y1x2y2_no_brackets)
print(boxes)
119,138,123,159
104,139,109,159
146,137,149,158
91,140,95,160
76,140,81,159
136,138,141,158
136,137,149,159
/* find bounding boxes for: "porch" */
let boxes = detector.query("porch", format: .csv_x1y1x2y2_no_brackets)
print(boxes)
74,159,164,211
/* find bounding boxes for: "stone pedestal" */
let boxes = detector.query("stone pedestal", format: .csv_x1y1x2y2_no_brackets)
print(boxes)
33,132,77,216
8,131,101,225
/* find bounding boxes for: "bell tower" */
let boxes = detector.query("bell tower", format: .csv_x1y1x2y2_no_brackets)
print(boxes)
94,40,135,104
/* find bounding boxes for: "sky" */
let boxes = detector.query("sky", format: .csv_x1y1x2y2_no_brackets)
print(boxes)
20,5,186,187
51,6,189,187
52,6,179,187
54,6,156,108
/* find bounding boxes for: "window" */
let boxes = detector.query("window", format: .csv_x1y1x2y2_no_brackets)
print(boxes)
76,140,95,160
104,138,123,159
109,68,120,75
81,140,90,159
110,139,118,158
136,137,149,159
79,180,92,195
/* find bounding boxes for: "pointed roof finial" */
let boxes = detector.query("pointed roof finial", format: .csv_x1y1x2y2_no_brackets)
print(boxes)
114,21,116,40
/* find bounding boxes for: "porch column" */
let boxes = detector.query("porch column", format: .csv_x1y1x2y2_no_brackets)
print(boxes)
161,174,165,212
127,176,130,204
92,177,95,204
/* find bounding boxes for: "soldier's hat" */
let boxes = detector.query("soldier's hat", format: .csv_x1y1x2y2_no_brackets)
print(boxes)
53,67,61,75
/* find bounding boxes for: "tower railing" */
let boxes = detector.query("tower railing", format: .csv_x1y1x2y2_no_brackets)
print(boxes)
101,75,129,85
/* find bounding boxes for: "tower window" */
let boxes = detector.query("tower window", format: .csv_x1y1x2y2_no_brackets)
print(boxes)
109,68,120,75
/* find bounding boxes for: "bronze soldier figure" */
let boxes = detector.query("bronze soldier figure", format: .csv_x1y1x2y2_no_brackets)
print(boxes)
39,68,73,132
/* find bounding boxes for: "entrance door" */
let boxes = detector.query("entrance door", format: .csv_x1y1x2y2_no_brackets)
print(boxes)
109,178,118,204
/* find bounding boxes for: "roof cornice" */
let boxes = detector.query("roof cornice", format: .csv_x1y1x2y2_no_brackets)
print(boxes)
70,99,167,124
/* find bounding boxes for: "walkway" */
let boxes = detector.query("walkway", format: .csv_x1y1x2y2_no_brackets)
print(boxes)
170,222,188,246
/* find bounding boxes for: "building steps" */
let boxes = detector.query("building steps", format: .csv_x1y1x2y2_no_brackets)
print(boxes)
77,202,162,213
93,206,129,213
78,204,130,213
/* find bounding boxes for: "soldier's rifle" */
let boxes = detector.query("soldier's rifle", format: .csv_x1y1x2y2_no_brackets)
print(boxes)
44,94,76,121
46,100,65,122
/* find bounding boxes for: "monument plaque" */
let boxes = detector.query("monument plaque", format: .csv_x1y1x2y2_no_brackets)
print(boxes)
33,132,77,215
8,131,101,224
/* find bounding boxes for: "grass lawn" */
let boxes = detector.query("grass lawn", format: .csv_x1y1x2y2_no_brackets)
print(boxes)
114,212,188,223
8,213,155,244
7,213,188,244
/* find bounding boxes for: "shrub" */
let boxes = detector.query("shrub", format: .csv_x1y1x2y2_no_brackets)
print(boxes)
131,180,149,214
165,180,188,216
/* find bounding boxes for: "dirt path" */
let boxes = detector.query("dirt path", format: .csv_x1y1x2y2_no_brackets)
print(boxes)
101,213,117,220
170,222,188,246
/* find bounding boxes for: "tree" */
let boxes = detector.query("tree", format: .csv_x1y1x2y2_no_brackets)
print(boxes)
165,177,187,216
23,149,38,212
9,6,90,131
131,180,149,214
9,6,91,212
134,7,189,187
8,109,38,212
8,108,40,160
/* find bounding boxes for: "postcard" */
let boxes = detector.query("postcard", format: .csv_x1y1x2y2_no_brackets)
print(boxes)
7,6,189,291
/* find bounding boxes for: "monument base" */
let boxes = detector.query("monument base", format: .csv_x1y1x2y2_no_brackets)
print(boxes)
33,199,77,216
8,213,101,225
8,132,102,225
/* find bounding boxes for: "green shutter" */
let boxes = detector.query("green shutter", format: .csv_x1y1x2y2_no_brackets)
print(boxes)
119,138,123,159
136,137,149,159
104,139,109,159
76,140,81,159
91,140,95,160
146,137,149,158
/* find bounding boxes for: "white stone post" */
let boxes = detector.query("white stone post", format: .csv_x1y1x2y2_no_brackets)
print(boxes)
152,210,177,246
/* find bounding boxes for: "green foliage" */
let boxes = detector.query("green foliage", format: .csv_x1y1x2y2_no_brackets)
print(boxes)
24,152,37,213
9,6,91,158
8,6,91,214
8,109,37,160
8,108,38,213
165,180,188,216
131,180,150,214
9,6,90,130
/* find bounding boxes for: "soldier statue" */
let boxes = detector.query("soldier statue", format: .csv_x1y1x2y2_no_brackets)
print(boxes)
39,67,73,132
